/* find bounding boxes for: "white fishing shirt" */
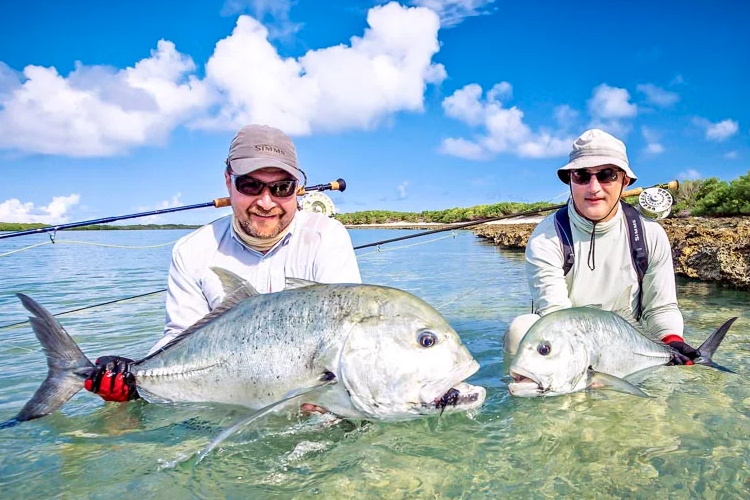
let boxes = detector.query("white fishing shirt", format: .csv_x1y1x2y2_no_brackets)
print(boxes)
525,200,684,341
151,211,361,354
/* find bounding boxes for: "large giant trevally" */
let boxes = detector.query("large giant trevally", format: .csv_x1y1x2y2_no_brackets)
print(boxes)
5,268,485,436
508,307,737,398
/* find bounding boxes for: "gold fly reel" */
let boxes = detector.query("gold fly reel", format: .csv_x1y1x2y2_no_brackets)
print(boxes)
300,192,336,217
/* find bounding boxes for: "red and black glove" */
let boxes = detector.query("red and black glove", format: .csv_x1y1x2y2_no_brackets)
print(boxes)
84,356,140,402
663,334,700,366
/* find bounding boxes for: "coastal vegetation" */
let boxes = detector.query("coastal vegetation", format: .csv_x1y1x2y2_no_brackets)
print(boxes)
335,201,557,225
336,170,750,224
3,171,748,231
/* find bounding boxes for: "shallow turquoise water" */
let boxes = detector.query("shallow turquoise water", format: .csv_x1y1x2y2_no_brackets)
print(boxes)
0,228,749,499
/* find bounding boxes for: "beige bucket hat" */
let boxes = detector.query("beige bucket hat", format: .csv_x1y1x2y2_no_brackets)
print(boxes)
557,129,637,185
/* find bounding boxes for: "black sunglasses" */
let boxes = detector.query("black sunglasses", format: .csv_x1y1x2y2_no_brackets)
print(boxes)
230,173,298,198
569,167,622,185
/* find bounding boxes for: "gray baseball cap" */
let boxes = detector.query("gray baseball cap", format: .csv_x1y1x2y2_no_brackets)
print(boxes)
557,129,637,185
226,124,304,182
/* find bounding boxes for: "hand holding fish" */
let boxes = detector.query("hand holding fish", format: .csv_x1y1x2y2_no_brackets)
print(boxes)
663,335,700,365
84,356,140,402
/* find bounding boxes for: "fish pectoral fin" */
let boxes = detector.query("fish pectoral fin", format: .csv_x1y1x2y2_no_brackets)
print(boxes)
586,370,650,398
194,374,336,466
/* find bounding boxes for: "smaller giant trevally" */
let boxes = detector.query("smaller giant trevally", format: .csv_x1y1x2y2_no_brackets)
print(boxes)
508,307,737,398
5,268,485,429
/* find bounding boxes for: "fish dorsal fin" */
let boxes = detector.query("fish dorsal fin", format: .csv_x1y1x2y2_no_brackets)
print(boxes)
586,369,650,398
138,268,260,361
210,266,260,299
580,304,604,310
285,277,319,290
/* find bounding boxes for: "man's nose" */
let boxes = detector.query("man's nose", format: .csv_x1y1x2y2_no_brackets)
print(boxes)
585,175,602,191
255,187,276,209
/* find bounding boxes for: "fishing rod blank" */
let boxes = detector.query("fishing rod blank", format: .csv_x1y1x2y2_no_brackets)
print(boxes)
0,179,348,240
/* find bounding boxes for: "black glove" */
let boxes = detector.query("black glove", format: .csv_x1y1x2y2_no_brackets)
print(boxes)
667,340,700,366
84,356,140,402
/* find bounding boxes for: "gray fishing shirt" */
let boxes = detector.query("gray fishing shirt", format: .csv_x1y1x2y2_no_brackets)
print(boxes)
525,200,684,341
151,211,361,354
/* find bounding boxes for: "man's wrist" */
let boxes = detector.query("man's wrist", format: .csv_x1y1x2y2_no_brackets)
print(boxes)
661,334,684,344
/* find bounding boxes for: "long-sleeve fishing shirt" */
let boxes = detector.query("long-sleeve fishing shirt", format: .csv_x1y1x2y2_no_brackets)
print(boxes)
150,212,361,354
525,200,683,341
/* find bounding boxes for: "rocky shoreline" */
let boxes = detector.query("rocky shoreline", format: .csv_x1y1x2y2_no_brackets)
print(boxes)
472,216,750,291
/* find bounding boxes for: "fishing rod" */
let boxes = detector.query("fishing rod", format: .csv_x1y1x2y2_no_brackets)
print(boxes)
0,179,347,240
353,180,679,250
0,179,678,331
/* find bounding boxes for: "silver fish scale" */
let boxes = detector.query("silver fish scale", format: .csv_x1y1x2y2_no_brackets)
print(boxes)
562,309,673,377
132,284,439,408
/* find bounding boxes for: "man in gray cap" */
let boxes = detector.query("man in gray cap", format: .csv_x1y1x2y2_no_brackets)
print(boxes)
505,129,697,366
84,124,361,402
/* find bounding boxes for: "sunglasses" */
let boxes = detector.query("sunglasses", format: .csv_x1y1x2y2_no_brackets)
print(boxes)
569,167,622,185
231,174,298,198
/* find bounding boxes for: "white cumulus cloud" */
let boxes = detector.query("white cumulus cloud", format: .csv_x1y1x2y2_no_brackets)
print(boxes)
221,0,302,39
397,181,409,199
695,118,739,142
199,3,445,135
438,137,487,159
0,194,80,224
439,82,572,160
588,84,637,119
0,41,211,157
724,150,738,160
678,169,701,181
135,193,184,223
409,0,497,27
636,83,679,107
642,126,664,155
0,3,445,158
587,84,637,137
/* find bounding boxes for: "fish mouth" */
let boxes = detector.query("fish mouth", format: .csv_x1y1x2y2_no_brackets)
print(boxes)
507,366,546,396
417,360,486,413
421,382,486,413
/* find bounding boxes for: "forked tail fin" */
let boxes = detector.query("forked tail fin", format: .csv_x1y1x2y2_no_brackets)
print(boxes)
695,317,738,373
1,294,95,427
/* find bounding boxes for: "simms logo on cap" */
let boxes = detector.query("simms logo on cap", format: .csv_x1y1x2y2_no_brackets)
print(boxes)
255,144,286,156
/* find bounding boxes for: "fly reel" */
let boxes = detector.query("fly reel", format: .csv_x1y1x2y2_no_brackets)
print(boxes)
300,192,336,217
637,187,673,220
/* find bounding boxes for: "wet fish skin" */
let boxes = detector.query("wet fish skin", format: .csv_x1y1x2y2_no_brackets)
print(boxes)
508,307,737,398
6,271,485,426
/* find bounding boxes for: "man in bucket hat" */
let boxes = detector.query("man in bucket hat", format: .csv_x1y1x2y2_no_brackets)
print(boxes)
84,124,361,402
504,129,697,366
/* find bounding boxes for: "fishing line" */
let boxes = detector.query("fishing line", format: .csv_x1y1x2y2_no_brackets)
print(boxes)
355,232,457,258
0,181,677,331
0,239,179,258
0,289,167,332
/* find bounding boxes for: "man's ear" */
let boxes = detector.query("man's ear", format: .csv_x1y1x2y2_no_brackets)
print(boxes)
225,168,232,194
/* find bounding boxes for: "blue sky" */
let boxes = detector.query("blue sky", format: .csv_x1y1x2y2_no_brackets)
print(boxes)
1,0,748,225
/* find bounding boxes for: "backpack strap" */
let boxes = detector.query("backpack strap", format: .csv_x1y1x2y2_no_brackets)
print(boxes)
553,206,575,276
621,201,650,320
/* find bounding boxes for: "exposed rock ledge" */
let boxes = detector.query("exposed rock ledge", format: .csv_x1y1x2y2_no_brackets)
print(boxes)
473,216,750,291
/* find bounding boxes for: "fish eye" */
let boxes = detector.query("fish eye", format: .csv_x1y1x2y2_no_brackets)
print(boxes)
418,331,438,348
537,342,551,356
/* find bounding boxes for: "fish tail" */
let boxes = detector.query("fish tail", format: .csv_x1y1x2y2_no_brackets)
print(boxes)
695,317,738,373
2,294,96,427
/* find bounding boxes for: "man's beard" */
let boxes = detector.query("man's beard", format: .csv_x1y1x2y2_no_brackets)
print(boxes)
239,207,288,238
